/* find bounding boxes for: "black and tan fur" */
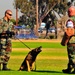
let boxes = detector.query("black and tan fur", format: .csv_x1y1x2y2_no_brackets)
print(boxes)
19,46,42,71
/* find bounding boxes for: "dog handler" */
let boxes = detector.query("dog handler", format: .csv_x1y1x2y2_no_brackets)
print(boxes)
0,9,14,70
61,6,75,73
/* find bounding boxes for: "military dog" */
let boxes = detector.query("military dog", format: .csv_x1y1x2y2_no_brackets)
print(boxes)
19,46,42,71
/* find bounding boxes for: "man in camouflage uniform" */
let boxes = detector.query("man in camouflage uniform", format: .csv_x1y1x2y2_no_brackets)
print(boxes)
0,9,14,70
61,6,75,74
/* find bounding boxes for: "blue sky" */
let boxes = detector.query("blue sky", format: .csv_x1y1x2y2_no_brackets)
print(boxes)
0,0,22,19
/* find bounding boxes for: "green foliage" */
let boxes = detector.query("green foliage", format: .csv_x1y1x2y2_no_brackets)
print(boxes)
13,0,69,30
14,0,33,14
10,18,16,25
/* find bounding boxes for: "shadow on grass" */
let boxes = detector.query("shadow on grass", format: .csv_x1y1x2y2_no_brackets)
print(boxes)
33,70,62,73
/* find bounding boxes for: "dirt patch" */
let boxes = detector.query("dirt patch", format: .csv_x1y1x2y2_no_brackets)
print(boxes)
12,39,61,42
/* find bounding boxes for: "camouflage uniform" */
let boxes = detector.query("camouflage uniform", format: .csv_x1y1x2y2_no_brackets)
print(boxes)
67,17,75,70
61,16,75,73
0,18,13,66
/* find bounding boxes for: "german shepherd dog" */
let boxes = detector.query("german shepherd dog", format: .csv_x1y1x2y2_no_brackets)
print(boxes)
19,46,42,71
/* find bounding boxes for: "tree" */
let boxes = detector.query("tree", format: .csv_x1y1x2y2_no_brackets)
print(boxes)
13,0,69,37
13,0,33,13
14,0,57,26
13,0,36,26
10,18,16,25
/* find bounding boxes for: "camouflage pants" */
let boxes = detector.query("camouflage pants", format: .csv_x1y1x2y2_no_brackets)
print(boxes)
0,38,12,64
67,45,75,68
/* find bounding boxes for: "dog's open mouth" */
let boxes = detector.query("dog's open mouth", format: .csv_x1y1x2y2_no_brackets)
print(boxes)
37,46,42,52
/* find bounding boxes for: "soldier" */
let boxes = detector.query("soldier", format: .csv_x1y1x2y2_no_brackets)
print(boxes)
61,6,75,74
0,9,14,70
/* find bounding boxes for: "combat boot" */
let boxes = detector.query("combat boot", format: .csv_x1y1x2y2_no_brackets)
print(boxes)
62,64,72,73
62,68,72,73
2,63,10,71
71,69,75,74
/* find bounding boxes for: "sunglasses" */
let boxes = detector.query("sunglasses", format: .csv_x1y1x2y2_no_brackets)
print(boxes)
7,13,12,16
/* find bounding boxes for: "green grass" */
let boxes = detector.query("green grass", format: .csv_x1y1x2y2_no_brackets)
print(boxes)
12,42,66,48
0,41,73,75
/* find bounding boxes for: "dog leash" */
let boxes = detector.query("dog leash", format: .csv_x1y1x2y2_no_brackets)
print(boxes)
16,38,31,50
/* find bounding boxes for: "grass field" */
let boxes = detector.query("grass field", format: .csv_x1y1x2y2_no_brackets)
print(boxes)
0,39,74,75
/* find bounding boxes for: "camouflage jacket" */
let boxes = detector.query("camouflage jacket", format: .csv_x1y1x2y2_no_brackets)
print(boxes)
0,18,13,33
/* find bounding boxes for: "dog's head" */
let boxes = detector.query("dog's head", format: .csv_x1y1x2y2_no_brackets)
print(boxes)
35,46,42,53
31,46,42,55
